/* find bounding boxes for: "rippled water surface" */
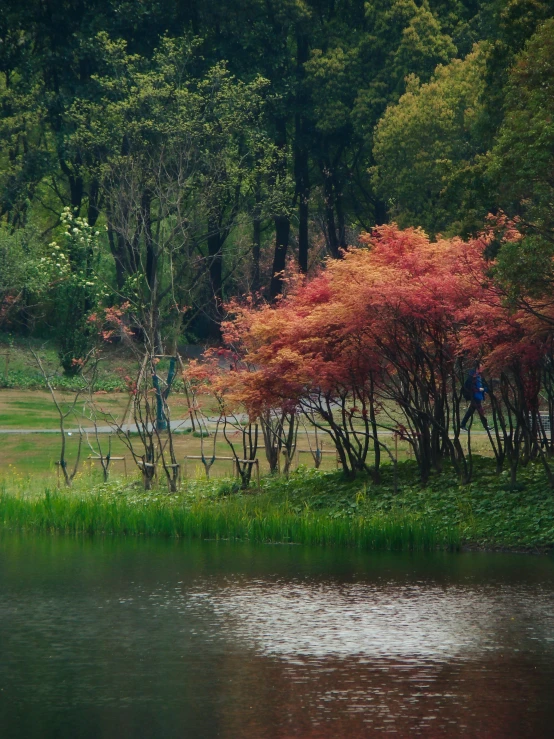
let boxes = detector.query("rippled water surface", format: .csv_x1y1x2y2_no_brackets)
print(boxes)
1,536,554,737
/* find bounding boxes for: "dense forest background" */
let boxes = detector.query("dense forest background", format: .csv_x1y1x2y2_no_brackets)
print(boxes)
1,0,553,367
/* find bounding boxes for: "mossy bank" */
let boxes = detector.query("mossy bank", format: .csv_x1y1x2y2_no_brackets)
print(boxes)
1,459,554,552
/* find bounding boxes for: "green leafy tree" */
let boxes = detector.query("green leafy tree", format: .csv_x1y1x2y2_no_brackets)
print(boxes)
372,43,490,235
304,0,458,249
489,17,554,240
0,0,200,227
70,35,272,347
488,18,554,305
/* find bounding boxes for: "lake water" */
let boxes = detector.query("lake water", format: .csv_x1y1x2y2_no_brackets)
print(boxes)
1,536,554,738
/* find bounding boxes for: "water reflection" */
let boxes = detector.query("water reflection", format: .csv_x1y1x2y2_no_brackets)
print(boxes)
201,580,551,659
193,578,554,737
0,538,553,738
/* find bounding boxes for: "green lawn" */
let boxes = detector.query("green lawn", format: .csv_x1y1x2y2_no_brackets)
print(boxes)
0,388,212,430
0,428,354,482
0,433,348,482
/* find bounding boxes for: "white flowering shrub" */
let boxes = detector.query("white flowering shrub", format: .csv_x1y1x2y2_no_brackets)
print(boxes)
45,208,107,374
41,208,105,293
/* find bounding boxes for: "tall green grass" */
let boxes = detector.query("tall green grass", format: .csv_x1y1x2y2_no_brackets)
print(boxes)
0,490,459,551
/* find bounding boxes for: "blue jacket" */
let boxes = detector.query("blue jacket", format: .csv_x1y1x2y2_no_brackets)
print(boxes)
466,369,487,402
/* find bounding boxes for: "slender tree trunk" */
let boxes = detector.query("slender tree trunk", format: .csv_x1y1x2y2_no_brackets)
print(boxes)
107,224,126,290
252,218,261,294
252,176,262,293
105,198,127,289
142,192,161,348
295,30,310,273
87,178,100,226
322,163,340,258
270,117,290,299
59,158,83,216
334,172,346,250
69,173,84,215
207,220,223,331
296,142,309,273
143,191,156,291
374,197,387,226
269,215,290,300
369,378,381,483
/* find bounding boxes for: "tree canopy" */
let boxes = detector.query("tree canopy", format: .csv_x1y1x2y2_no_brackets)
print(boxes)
0,0,553,354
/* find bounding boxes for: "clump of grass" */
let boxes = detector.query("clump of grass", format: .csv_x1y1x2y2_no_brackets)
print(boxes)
0,488,459,551
217,480,242,497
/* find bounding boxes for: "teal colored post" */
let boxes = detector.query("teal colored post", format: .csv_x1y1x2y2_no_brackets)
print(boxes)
153,357,176,431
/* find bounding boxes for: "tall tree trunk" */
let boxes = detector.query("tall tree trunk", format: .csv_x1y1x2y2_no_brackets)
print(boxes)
207,223,223,303
333,171,346,250
106,217,126,290
295,133,309,273
374,197,388,226
69,174,83,215
322,163,340,258
269,215,290,300
269,117,289,299
252,215,261,294
252,176,261,293
297,160,309,273
142,191,159,347
87,178,100,226
143,191,156,292
207,219,223,333
59,152,84,215
295,30,310,274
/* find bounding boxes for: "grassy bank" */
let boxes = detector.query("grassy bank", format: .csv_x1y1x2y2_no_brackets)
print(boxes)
1,459,553,551
0,492,454,551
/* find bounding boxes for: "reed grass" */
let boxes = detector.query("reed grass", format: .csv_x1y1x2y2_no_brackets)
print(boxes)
8,457,553,551
0,489,459,551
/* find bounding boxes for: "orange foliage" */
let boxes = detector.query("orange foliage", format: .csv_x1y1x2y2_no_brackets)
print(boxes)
193,223,554,483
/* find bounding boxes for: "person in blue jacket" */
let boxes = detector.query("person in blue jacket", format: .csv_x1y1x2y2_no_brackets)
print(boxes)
461,362,492,431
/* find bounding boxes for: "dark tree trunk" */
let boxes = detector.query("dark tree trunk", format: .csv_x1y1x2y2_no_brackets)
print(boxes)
298,173,309,273
374,197,388,226
295,138,309,273
142,191,156,292
59,153,83,215
269,117,290,299
66,171,83,215
269,215,290,300
252,175,262,293
295,30,310,274
87,179,100,226
207,219,224,337
70,175,83,215
323,165,340,258
106,221,126,290
334,172,346,250
252,215,261,294
207,221,223,306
